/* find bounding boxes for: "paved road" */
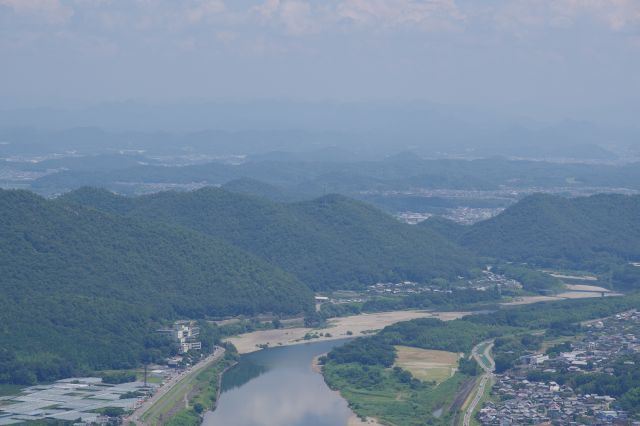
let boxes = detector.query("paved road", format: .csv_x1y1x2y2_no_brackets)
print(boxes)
127,347,225,426
463,340,494,426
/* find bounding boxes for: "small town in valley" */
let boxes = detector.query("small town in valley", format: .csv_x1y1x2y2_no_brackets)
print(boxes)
479,310,640,425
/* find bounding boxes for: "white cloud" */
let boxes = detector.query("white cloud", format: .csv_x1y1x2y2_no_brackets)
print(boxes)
493,0,640,34
337,0,465,31
251,0,464,35
559,0,640,31
0,0,74,24
185,0,225,23
252,0,320,35
253,0,280,20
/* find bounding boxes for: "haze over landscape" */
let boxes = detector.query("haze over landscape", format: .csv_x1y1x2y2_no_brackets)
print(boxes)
1,1,640,426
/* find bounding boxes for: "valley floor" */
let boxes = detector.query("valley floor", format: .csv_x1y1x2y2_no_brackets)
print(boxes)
226,310,470,354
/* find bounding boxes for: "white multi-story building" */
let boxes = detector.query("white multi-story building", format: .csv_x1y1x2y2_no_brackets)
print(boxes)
172,321,202,353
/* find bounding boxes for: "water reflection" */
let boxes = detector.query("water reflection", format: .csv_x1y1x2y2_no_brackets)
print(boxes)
221,361,268,392
203,340,352,426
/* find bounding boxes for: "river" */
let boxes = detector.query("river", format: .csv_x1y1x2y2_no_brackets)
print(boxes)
202,340,353,426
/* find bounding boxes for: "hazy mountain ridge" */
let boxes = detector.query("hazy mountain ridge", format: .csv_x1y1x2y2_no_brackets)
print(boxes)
27,156,640,200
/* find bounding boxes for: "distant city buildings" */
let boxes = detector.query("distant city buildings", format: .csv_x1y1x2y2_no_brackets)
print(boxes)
394,207,504,225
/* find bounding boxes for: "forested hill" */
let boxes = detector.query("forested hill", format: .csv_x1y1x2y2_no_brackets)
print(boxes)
422,193,640,270
60,187,475,290
222,177,298,202
0,189,312,383
418,216,467,240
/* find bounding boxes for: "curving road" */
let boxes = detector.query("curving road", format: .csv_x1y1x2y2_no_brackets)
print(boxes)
463,340,494,426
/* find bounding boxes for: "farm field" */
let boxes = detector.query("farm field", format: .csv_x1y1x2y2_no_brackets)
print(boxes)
394,346,460,384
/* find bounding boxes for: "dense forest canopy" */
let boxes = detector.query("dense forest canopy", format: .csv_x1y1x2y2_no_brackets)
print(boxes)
60,187,475,290
421,193,640,277
0,189,312,383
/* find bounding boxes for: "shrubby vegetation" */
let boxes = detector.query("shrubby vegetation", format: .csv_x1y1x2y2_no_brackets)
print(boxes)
612,264,640,291
492,334,543,373
458,357,481,376
494,264,562,293
101,371,136,384
327,339,396,367
380,318,510,353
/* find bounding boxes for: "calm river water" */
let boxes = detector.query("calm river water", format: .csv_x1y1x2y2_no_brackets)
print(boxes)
202,339,352,426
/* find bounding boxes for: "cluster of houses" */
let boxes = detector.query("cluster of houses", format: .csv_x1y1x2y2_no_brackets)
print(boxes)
394,207,503,225
366,281,452,296
479,310,640,425
442,206,504,225
479,378,630,425
395,211,432,224
530,311,639,375
467,269,523,292
366,269,523,296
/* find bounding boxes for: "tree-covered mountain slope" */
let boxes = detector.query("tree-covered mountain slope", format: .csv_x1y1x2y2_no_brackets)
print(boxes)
222,177,299,202
418,216,467,240
437,193,640,269
61,187,475,290
0,189,312,383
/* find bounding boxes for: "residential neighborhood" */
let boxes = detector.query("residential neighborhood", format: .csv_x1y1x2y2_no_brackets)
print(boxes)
479,310,640,425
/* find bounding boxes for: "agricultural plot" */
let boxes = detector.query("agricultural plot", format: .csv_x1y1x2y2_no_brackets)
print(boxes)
394,346,460,384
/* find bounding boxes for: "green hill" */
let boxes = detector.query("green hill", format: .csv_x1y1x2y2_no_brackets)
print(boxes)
0,189,312,384
222,177,301,202
458,193,640,269
418,216,467,240
61,187,475,290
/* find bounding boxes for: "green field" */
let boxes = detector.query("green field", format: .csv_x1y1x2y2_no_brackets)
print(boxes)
324,361,467,426
394,346,459,384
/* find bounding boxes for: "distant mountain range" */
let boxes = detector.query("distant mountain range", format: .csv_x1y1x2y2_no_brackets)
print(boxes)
22,155,640,199
1,102,636,161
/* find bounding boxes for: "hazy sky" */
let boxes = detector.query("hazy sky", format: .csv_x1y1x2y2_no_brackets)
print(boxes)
1,0,639,121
